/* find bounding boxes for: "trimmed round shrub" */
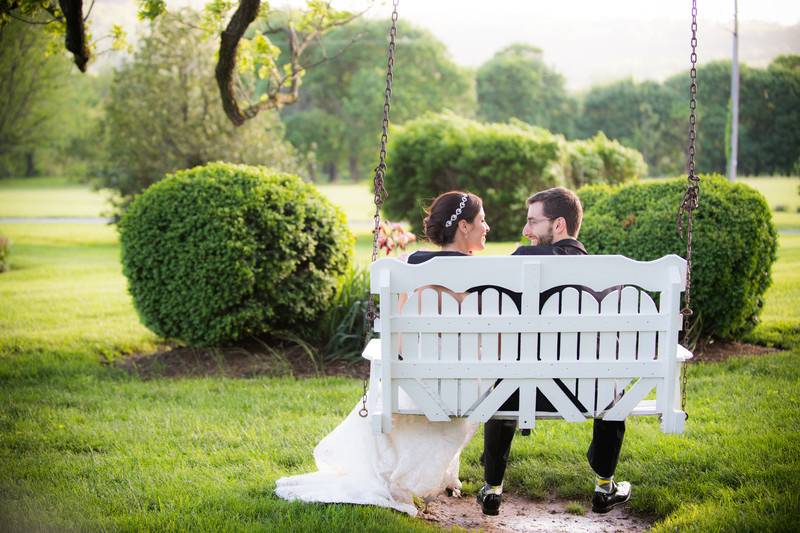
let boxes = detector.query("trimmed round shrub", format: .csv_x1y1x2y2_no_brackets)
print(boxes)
578,175,777,340
384,113,645,241
384,112,563,241
119,162,353,346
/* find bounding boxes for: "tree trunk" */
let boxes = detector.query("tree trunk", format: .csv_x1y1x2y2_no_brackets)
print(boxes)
306,160,318,183
325,161,338,182
25,151,35,177
349,154,361,182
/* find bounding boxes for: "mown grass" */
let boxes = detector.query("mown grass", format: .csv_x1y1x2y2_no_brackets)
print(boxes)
0,177,114,218
746,234,800,349
2,177,799,530
738,176,800,231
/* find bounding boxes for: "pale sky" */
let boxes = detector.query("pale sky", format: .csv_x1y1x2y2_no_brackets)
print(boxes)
93,0,800,89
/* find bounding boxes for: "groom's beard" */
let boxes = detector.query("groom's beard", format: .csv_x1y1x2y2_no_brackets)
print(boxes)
534,224,555,246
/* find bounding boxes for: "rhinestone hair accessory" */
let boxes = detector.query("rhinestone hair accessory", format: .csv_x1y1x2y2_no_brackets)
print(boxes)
444,195,469,228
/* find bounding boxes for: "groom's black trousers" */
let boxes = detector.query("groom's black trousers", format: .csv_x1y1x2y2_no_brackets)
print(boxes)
483,408,625,486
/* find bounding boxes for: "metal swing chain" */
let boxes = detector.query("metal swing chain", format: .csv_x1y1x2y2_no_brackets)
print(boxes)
360,0,399,418
675,0,699,415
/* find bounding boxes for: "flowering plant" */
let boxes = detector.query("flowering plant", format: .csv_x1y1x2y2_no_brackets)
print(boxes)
376,221,416,255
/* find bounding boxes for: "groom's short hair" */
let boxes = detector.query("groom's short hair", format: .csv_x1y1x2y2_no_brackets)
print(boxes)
527,187,583,237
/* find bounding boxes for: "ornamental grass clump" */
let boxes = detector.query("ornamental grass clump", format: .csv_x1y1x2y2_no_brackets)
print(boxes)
578,175,778,341
119,162,353,346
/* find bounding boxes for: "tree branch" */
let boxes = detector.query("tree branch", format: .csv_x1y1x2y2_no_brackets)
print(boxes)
215,0,261,126
58,0,90,71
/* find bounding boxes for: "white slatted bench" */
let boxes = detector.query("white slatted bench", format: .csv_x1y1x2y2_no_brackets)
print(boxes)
362,255,693,435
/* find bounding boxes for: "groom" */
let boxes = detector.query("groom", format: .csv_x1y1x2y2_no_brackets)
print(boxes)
476,187,631,516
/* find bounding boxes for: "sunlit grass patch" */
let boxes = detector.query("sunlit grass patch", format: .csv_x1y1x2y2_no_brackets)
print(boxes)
0,176,113,218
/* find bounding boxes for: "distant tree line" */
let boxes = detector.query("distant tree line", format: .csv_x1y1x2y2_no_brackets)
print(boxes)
282,32,800,180
1,16,798,199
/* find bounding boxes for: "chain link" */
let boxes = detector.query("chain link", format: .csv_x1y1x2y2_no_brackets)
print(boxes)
360,0,399,418
675,0,698,417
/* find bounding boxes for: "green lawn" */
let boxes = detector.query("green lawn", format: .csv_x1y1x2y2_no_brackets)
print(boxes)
3,175,797,230
738,176,800,231
1,177,799,530
0,177,114,218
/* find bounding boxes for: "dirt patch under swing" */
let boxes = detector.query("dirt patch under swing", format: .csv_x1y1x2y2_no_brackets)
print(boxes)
420,492,653,533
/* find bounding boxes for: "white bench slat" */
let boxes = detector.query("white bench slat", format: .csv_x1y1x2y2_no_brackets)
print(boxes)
392,361,663,379
598,289,620,412
604,378,659,421
419,288,439,410
371,255,687,294
617,287,640,394
560,288,580,408
499,293,519,365
578,290,599,415
440,292,460,414
391,314,669,333
460,291,481,414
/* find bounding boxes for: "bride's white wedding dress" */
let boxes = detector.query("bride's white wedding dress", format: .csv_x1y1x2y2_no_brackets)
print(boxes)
274,393,477,516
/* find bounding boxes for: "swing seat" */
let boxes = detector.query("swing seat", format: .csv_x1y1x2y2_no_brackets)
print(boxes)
362,255,693,435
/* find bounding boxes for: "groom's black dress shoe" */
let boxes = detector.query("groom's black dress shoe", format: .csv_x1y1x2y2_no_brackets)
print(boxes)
476,485,501,516
591,481,631,513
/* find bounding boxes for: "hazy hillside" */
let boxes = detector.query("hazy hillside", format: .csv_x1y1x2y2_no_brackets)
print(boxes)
426,18,800,91
86,2,799,92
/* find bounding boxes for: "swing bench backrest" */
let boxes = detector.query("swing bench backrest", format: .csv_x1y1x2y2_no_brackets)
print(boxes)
362,255,693,435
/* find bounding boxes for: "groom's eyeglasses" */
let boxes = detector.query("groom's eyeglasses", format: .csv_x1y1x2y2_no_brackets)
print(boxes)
526,217,554,226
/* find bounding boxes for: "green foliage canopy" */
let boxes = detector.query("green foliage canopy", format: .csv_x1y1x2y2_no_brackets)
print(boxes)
477,44,577,137
0,21,71,177
281,19,476,182
579,56,800,176
98,10,300,209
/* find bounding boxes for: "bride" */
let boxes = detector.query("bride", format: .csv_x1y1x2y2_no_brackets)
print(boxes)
275,191,491,515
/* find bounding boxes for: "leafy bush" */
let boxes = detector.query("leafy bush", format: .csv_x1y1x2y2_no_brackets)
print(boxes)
0,235,9,273
384,113,645,241
571,183,614,212
385,113,563,241
119,163,353,346
578,176,778,341
564,132,648,188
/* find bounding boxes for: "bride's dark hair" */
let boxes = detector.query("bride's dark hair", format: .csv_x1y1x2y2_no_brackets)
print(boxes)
422,191,483,246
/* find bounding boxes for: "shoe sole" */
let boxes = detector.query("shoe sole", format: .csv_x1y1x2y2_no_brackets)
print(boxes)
476,495,500,516
592,493,631,514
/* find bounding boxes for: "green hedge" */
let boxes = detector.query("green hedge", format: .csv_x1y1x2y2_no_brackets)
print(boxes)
384,113,645,241
119,163,353,346
578,176,778,340
564,132,647,188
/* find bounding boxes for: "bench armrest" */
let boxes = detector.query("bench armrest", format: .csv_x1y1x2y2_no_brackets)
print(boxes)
676,344,694,361
362,338,382,361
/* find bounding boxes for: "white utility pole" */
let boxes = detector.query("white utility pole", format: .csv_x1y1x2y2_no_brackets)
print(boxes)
728,0,740,181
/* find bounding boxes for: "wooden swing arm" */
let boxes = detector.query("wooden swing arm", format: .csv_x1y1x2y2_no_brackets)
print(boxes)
216,0,365,126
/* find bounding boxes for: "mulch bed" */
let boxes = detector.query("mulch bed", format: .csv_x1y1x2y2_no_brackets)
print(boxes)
117,339,777,380
690,340,779,362
116,339,369,380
